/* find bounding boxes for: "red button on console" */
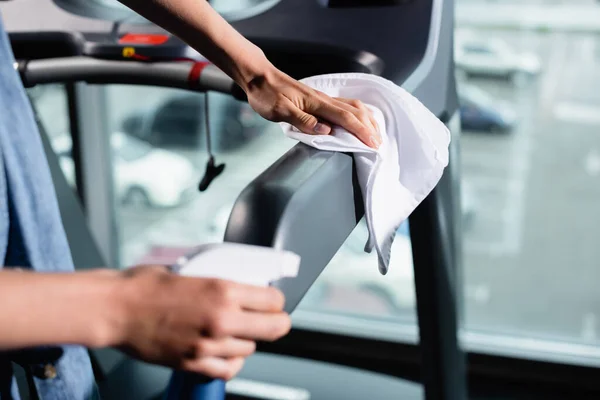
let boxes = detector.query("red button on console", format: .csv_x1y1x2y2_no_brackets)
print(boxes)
119,33,170,46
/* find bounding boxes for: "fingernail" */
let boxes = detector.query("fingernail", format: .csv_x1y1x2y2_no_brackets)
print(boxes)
314,123,330,134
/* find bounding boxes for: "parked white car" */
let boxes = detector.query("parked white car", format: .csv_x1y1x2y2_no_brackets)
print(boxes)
454,34,541,82
51,132,198,208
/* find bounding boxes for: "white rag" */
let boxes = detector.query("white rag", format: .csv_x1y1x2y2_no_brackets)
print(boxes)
279,73,451,275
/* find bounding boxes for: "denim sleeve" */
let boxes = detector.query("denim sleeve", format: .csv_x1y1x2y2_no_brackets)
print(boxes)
0,13,99,400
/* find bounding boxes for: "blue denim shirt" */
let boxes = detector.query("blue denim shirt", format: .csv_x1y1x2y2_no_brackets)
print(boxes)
0,14,98,400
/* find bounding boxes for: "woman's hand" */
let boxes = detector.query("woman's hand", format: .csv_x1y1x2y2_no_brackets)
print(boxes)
0,265,290,381
245,67,382,149
114,0,379,148
115,0,379,147
108,266,291,380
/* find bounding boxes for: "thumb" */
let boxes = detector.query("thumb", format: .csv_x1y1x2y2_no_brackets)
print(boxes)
287,107,332,136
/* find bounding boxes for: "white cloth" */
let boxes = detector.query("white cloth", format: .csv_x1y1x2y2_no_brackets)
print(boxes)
279,73,451,275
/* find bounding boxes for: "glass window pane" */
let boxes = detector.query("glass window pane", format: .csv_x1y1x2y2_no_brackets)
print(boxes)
457,21,600,348
105,85,295,268
300,220,416,321
146,96,202,147
27,84,78,191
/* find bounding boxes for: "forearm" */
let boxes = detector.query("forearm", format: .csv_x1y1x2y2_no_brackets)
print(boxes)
0,269,121,350
118,0,274,90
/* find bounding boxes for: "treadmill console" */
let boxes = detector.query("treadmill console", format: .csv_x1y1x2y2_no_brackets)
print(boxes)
82,32,205,62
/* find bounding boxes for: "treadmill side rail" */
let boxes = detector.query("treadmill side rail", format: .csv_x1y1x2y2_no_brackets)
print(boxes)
224,144,364,313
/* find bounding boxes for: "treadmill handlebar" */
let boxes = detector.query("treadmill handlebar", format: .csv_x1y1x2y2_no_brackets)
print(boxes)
16,56,247,101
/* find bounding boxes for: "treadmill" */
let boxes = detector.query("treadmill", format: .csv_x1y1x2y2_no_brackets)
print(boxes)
6,0,464,398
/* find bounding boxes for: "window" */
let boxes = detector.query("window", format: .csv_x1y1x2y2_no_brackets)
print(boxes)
145,96,203,148
301,220,416,321
102,85,295,268
456,2,600,349
27,84,79,191
112,133,153,163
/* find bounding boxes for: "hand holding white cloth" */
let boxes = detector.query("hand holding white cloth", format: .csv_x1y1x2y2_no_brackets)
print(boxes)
279,73,451,275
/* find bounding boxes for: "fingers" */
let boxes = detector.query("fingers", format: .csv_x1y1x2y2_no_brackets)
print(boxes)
333,97,381,147
182,356,245,381
310,96,380,148
279,96,332,135
233,312,291,341
202,281,291,341
206,310,292,342
207,280,285,312
192,337,256,359
236,285,285,312
245,71,380,148
369,114,379,136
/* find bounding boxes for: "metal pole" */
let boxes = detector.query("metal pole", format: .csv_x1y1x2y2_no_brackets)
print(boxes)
75,83,120,267
409,126,467,400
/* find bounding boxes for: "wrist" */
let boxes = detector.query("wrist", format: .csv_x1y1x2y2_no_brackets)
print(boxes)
224,41,277,92
84,269,130,349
